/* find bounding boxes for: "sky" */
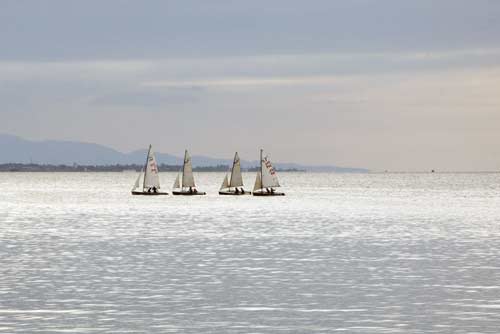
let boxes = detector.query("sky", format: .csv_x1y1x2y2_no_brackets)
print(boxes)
1,0,500,171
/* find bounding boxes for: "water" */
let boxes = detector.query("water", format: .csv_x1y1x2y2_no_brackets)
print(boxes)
1,172,500,333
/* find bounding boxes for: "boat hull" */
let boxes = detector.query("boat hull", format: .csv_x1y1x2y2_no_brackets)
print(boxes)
172,190,206,196
219,190,251,195
253,191,285,196
131,191,168,195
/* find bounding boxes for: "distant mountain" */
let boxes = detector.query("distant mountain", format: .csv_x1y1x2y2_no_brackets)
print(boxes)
0,134,368,172
0,134,151,165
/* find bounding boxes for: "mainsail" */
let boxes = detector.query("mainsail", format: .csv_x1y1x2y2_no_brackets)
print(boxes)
229,152,244,188
182,150,196,188
260,151,280,188
143,145,161,189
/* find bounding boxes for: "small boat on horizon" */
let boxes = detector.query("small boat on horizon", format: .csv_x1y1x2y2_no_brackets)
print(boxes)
219,152,251,195
172,150,206,195
253,149,285,196
131,145,168,195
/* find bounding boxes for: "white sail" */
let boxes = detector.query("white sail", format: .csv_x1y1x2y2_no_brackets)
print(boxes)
143,145,161,189
261,153,280,188
173,173,180,189
220,174,229,190
182,150,196,188
132,169,142,191
229,152,244,188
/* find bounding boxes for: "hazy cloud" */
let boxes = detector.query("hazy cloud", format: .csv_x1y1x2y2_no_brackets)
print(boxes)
1,0,500,60
90,87,204,108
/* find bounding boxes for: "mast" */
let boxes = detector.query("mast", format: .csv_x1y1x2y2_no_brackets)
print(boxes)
260,148,263,191
142,144,152,191
230,152,236,190
182,149,187,190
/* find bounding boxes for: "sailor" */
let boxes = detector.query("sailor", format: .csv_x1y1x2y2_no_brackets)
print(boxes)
147,188,152,193
152,186,157,193
271,188,275,193
235,188,239,194
194,188,198,194
189,186,193,194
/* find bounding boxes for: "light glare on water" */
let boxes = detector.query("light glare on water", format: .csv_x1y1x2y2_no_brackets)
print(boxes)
1,172,500,333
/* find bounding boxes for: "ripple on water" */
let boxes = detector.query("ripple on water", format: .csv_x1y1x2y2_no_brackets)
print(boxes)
1,172,500,333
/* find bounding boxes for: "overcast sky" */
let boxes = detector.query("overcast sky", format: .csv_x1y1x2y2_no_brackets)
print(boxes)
1,0,500,171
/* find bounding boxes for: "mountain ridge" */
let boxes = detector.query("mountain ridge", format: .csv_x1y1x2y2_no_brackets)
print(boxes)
0,134,368,172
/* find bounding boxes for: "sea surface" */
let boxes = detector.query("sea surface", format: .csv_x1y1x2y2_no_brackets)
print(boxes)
1,172,500,333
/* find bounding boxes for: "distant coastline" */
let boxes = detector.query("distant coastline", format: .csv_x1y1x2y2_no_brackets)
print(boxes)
0,134,368,173
0,163,305,173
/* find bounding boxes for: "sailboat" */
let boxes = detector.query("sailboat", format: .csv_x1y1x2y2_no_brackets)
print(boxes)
172,150,206,195
219,152,251,195
253,149,285,196
131,144,168,195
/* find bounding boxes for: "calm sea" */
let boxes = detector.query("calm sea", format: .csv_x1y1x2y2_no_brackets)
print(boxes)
1,172,500,333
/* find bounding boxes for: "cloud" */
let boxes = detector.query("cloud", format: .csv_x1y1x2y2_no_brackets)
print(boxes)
2,47,500,85
140,76,343,89
1,62,500,170
90,87,204,107
1,0,500,60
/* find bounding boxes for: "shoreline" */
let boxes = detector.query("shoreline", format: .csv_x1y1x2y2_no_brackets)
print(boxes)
0,163,305,173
